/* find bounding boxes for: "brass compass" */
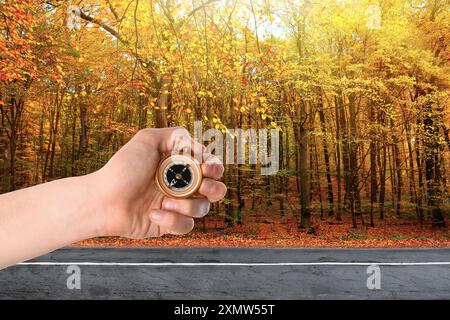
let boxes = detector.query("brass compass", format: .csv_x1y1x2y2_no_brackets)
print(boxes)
156,154,203,199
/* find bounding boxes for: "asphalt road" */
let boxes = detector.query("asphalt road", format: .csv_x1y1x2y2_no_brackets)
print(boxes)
0,247,449,299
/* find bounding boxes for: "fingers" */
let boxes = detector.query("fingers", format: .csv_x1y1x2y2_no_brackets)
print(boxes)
162,197,210,218
149,209,194,235
199,178,227,203
151,197,211,236
202,153,224,180
139,128,225,179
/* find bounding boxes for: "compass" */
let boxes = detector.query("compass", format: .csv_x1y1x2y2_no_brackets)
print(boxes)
156,154,203,199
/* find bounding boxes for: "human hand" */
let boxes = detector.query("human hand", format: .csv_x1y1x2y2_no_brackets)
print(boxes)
92,127,227,239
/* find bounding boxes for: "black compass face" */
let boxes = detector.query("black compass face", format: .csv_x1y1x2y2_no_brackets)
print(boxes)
165,164,193,189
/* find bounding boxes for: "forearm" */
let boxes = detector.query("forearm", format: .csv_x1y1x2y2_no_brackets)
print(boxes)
0,128,226,269
0,173,105,269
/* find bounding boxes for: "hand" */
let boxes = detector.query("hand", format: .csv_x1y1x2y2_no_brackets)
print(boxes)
93,127,227,239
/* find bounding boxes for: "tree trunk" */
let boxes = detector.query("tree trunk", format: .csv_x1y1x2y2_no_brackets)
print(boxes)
334,96,342,221
154,77,171,128
318,91,334,217
299,102,311,229
391,119,402,216
348,94,358,228
378,141,387,220
336,94,350,211
423,99,446,228
369,103,377,227
49,90,64,179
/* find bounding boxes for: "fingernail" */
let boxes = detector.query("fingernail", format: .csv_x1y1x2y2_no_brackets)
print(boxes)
150,210,163,221
199,202,210,216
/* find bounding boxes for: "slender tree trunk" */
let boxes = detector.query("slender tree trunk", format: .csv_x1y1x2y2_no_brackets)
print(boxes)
5,97,24,191
79,94,89,161
403,108,422,225
423,99,446,228
278,130,285,215
334,96,342,221
71,96,77,176
388,144,396,207
314,134,324,219
337,94,350,211
348,94,358,228
391,119,402,216
378,141,387,220
138,94,148,129
8,135,16,191
225,97,236,227
34,113,45,184
369,103,377,227
415,127,425,225
154,77,171,128
299,102,311,229
49,90,64,179
318,91,334,217
236,112,243,225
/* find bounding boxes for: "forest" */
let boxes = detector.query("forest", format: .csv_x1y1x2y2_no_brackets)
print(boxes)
0,0,449,247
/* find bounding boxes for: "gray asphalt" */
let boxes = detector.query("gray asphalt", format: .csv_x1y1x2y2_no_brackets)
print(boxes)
0,247,449,299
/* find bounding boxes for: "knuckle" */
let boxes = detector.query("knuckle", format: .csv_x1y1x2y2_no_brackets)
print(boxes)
172,127,190,138
136,128,152,137
206,154,222,165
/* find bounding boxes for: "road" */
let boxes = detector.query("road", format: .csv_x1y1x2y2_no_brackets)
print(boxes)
0,247,449,299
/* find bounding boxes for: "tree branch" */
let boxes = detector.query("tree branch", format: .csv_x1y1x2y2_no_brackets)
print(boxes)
187,0,220,19
106,0,120,21
78,10,130,45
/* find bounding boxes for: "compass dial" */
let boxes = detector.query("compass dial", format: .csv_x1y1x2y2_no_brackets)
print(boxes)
164,164,193,190
156,154,202,199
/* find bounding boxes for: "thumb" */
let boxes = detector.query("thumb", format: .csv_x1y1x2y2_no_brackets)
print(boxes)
158,127,205,161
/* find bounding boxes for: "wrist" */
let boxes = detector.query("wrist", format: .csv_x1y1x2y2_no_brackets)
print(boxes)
83,169,130,238
75,171,111,239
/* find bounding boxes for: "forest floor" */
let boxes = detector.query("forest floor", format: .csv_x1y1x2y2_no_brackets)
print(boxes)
75,201,450,248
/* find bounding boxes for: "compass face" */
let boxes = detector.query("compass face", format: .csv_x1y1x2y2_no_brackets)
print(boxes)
164,164,193,190
156,154,202,199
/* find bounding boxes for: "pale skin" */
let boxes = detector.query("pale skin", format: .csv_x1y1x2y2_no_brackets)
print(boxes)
0,127,227,270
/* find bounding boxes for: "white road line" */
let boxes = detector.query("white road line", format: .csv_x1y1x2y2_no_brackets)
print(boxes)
17,262,450,266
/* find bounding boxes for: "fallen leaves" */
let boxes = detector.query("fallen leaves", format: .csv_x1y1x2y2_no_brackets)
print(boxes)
74,213,450,248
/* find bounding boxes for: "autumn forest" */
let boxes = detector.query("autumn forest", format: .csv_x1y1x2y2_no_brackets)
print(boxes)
1,0,449,247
